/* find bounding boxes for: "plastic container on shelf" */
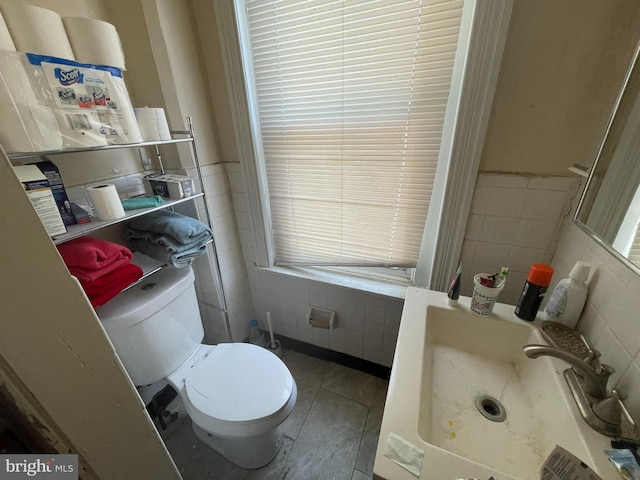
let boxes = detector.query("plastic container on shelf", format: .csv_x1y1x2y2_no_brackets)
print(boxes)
248,319,266,347
544,261,591,329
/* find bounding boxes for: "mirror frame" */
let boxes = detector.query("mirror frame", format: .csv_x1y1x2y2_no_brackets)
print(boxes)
574,38,640,277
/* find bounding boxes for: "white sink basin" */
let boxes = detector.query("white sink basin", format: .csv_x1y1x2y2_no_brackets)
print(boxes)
374,288,617,480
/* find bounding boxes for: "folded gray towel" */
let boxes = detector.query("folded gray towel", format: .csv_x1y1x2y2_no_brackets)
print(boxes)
126,210,212,245
129,238,208,268
126,228,209,253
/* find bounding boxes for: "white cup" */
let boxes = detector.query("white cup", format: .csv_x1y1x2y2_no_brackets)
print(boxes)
470,273,505,316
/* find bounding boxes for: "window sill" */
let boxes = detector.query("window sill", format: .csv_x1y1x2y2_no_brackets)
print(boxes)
254,265,408,300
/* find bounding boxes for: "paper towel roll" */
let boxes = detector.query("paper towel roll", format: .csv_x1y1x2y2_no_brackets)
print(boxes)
134,107,172,141
0,51,38,105
1,2,75,59
62,16,126,70
0,11,15,51
87,184,125,221
0,103,62,152
54,109,108,148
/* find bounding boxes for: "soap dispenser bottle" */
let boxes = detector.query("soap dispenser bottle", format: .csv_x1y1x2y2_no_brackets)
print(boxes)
544,261,590,329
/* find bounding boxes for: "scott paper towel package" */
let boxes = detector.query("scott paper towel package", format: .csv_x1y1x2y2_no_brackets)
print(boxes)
0,51,63,152
28,53,142,146
0,52,142,152
13,164,67,237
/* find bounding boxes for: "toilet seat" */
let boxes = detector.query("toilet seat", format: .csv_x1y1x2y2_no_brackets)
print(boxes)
172,343,297,438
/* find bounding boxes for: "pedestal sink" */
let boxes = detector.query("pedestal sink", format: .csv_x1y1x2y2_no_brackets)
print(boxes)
374,288,617,480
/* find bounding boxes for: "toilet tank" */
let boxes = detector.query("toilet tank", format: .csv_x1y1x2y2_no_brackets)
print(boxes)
95,265,204,386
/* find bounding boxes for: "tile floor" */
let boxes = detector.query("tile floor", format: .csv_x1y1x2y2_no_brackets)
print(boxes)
159,349,389,480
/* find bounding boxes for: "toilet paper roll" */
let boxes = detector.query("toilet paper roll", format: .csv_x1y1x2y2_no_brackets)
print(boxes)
0,10,15,51
0,51,38,105
54,109,108,148
134,107,172,141
0,102,62,152
1,2,75,60
87,184,125,221
62,17,126,70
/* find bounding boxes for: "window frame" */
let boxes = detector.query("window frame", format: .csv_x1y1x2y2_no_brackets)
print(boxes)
215,0,513,291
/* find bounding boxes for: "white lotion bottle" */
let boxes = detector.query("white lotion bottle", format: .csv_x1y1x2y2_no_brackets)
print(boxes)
544,261,591,328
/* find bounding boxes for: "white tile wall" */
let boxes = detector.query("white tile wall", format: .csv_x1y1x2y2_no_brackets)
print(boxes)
191,164,255,343
460,173,580,305
199,302,229,346
248,267,404,368
552,222,640,423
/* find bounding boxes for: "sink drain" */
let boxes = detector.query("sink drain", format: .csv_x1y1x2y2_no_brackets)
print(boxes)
475,394,506,422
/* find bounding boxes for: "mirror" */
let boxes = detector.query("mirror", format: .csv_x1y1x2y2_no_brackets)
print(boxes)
575,40,640,275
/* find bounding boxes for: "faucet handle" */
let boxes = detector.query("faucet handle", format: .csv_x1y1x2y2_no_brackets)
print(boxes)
611,389,637,427
593,389,637,427
580,335,603,370
578,335,617,377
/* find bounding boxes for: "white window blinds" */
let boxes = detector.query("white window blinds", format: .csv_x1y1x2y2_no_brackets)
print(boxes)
243,0,463,266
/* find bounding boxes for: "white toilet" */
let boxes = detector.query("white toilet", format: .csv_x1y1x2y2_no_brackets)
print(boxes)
94,265,297,469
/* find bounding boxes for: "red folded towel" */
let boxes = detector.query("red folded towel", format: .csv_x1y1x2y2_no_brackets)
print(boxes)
57,236,133,282
81,263,143,307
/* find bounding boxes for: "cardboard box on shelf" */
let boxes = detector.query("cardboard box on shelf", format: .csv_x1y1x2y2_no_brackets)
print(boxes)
30,159,76,226
143,173,195,199
13,164,67,237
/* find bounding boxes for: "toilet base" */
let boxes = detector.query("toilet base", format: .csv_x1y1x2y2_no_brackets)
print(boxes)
192,422,283,469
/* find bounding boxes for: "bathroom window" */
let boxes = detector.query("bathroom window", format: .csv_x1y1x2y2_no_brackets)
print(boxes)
224,0,511,289
237,0,462,270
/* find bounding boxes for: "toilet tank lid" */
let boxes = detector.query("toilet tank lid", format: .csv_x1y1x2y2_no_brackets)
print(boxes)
95,265,195,328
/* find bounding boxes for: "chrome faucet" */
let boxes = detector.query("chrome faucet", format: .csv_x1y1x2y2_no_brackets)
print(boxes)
523,340,636,437
522,344,613,398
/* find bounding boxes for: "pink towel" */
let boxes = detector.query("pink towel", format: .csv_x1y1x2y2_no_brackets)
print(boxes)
57,236,133,282
82,263,143,307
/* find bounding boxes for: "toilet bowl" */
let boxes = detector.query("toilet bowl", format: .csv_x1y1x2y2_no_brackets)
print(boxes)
166,342,296,468
95,265,296,469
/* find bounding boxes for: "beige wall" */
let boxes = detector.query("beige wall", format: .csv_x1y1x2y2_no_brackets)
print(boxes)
119,0,222,170
103,1,164,109
480,0,640,175
193,0,240,167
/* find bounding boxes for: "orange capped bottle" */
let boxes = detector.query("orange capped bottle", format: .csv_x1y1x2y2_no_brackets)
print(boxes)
515,264,554,321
